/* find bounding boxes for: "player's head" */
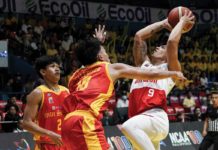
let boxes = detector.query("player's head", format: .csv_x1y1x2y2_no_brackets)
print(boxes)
35,55,61,83
211,91,218,108
75,38,110,66
150,45,167,61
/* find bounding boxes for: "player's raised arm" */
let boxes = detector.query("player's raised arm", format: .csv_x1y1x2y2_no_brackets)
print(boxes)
133,19,170,66
109,63,186,81
166,10,195,71
93,24,106,44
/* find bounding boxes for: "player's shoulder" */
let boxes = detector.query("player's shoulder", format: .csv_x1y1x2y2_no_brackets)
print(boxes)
26,87,43,103
31,86,43,95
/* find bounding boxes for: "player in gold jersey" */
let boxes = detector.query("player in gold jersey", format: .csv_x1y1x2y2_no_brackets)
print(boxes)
22,56,69,150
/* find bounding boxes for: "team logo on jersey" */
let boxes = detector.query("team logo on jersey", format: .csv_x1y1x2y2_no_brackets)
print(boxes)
47,93,51,97
48,97,54,104
52,106,56,110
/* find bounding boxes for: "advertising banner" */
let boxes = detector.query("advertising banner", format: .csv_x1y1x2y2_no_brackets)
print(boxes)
162,122,204,150
1,0,218,24
0,132,34,150
0,122,213,150
104,122,213,150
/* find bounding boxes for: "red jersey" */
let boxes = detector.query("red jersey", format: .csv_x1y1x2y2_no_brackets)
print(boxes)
62,62,114,119
34,85,69,143
128,61,175,118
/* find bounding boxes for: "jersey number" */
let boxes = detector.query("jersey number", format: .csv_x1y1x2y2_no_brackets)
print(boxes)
57,119,61,131
148,89,154,97
77,76,91,91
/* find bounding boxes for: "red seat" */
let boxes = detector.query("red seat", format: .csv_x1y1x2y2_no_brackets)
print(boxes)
174,106,185,114
166,106,177,121
0,101,7,111
179,95,185,103
169,96,180,107
193,96,201,108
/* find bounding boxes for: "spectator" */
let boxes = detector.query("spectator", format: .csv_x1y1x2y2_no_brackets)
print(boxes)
61,32,73,51
2,105,21,132
200,72,208,88
102,109,111,126
191,107,203,122
182,91,196,112
13,120,27,133
4,96,20,113
116,95,129,108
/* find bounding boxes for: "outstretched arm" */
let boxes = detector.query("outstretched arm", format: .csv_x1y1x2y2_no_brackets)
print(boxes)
167,11,195,71
133,19,170,66
109,63,186,82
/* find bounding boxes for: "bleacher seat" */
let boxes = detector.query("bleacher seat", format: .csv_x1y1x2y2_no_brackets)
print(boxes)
166,106,177,121
179,95,185,103
193,96,201,108
169,96,180,107
174,105,185,114
0,101,7,111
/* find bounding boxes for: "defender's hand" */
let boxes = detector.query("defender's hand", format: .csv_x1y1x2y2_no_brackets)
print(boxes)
93,25,106,43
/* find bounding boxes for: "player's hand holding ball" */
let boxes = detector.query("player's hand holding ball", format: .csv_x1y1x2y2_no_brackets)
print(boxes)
168,6,195,33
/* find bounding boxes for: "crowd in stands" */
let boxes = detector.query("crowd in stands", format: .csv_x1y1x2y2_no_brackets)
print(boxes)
0,13,218,132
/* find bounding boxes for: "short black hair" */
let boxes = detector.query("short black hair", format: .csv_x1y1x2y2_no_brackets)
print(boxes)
35,55,60,78
211,91,218,95
75,38,101,66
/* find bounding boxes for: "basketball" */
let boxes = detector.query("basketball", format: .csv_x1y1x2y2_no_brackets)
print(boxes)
168,6,194,33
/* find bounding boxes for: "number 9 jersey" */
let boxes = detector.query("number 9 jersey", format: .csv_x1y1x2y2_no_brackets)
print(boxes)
128,61,175,118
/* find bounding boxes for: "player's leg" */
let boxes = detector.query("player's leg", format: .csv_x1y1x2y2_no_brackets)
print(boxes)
150,110,169,150
82,116,109,150
62,115,89,150
62,111,109,150
121,114,156,150
152,141,160,150
150,110,169,142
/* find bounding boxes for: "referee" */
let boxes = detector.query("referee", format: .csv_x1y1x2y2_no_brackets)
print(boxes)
199,91,218,150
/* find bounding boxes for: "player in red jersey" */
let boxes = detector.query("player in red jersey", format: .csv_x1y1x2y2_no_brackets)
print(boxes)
61,25,186,150
121,11,195,150
22,56,69,150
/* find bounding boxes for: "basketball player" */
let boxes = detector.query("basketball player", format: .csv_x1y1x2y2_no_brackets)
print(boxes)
61,25,186,150
22,56,69,150
121,11,195,150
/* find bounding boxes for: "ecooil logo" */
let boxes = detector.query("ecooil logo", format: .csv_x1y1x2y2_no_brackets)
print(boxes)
96,4,106,19
169,130,203,147
25,0,37,13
